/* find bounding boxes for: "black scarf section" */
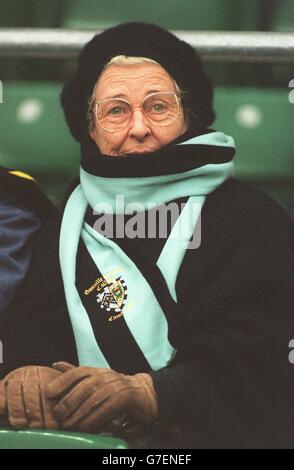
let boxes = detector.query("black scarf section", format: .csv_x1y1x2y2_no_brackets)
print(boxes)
80,128,235,178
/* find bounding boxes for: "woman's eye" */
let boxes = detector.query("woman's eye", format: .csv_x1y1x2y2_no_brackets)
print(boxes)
109,106,124,115
151,103,166,112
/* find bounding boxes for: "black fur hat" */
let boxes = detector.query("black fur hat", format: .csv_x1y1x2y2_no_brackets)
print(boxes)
61,22,215,143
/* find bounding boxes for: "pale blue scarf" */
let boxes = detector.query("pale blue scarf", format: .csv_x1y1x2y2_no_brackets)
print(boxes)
60,132,235,369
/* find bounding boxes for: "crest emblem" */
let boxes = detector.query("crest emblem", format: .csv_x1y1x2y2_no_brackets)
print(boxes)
96,276,128,314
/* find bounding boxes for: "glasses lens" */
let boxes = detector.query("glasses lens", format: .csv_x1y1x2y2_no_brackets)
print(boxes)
96,99,131,131
143,92,179,126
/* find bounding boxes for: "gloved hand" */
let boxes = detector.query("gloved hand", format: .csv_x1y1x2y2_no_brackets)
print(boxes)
46,363,158,434
0,366,62,429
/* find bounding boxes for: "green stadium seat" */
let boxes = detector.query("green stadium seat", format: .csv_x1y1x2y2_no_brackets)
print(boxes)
0,0,260,31
0,428,128,449
0,0,61,28
214,86,294,210
0,81,80,204
270,0,294,32
214,86,294,178
0,0,35,27
60,0,249,31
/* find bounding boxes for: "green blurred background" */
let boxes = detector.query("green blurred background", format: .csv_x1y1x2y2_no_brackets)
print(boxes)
0,0,293,214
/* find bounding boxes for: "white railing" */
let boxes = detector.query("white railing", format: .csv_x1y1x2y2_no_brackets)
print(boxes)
0,29,293,63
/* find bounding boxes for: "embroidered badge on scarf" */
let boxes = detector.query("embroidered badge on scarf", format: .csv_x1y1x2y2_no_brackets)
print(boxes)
84,274,128,321
96,276,128,318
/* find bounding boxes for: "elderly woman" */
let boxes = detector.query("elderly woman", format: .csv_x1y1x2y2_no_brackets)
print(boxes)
0,23,293,449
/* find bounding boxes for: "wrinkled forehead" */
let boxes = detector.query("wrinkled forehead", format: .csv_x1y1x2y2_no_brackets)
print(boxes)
94,63,177,100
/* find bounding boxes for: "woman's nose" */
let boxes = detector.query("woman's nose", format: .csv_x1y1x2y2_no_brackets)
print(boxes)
128,110,151,140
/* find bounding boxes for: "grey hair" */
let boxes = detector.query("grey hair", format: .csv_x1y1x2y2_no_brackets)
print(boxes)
87,55,188,132
105,55,159,67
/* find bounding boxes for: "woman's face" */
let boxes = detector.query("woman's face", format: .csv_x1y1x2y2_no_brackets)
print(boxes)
89,63,188,156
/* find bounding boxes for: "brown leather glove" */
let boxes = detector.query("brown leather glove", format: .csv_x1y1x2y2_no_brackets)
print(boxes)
0,366,62,430
46,364,158,433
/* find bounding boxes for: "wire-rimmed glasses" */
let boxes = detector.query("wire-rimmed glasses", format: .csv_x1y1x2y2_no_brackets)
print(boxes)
93,91,180,132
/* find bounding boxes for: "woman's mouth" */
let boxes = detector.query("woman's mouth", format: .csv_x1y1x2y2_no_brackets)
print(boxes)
119,147,159,156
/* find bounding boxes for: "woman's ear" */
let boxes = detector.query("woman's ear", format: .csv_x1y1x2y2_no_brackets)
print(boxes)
89,124,97,142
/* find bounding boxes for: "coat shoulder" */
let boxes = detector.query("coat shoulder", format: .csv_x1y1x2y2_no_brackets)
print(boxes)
208,177,294,232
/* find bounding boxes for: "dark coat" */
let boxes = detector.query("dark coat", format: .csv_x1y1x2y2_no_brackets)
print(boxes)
0,167,56,316
0,177,293,449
